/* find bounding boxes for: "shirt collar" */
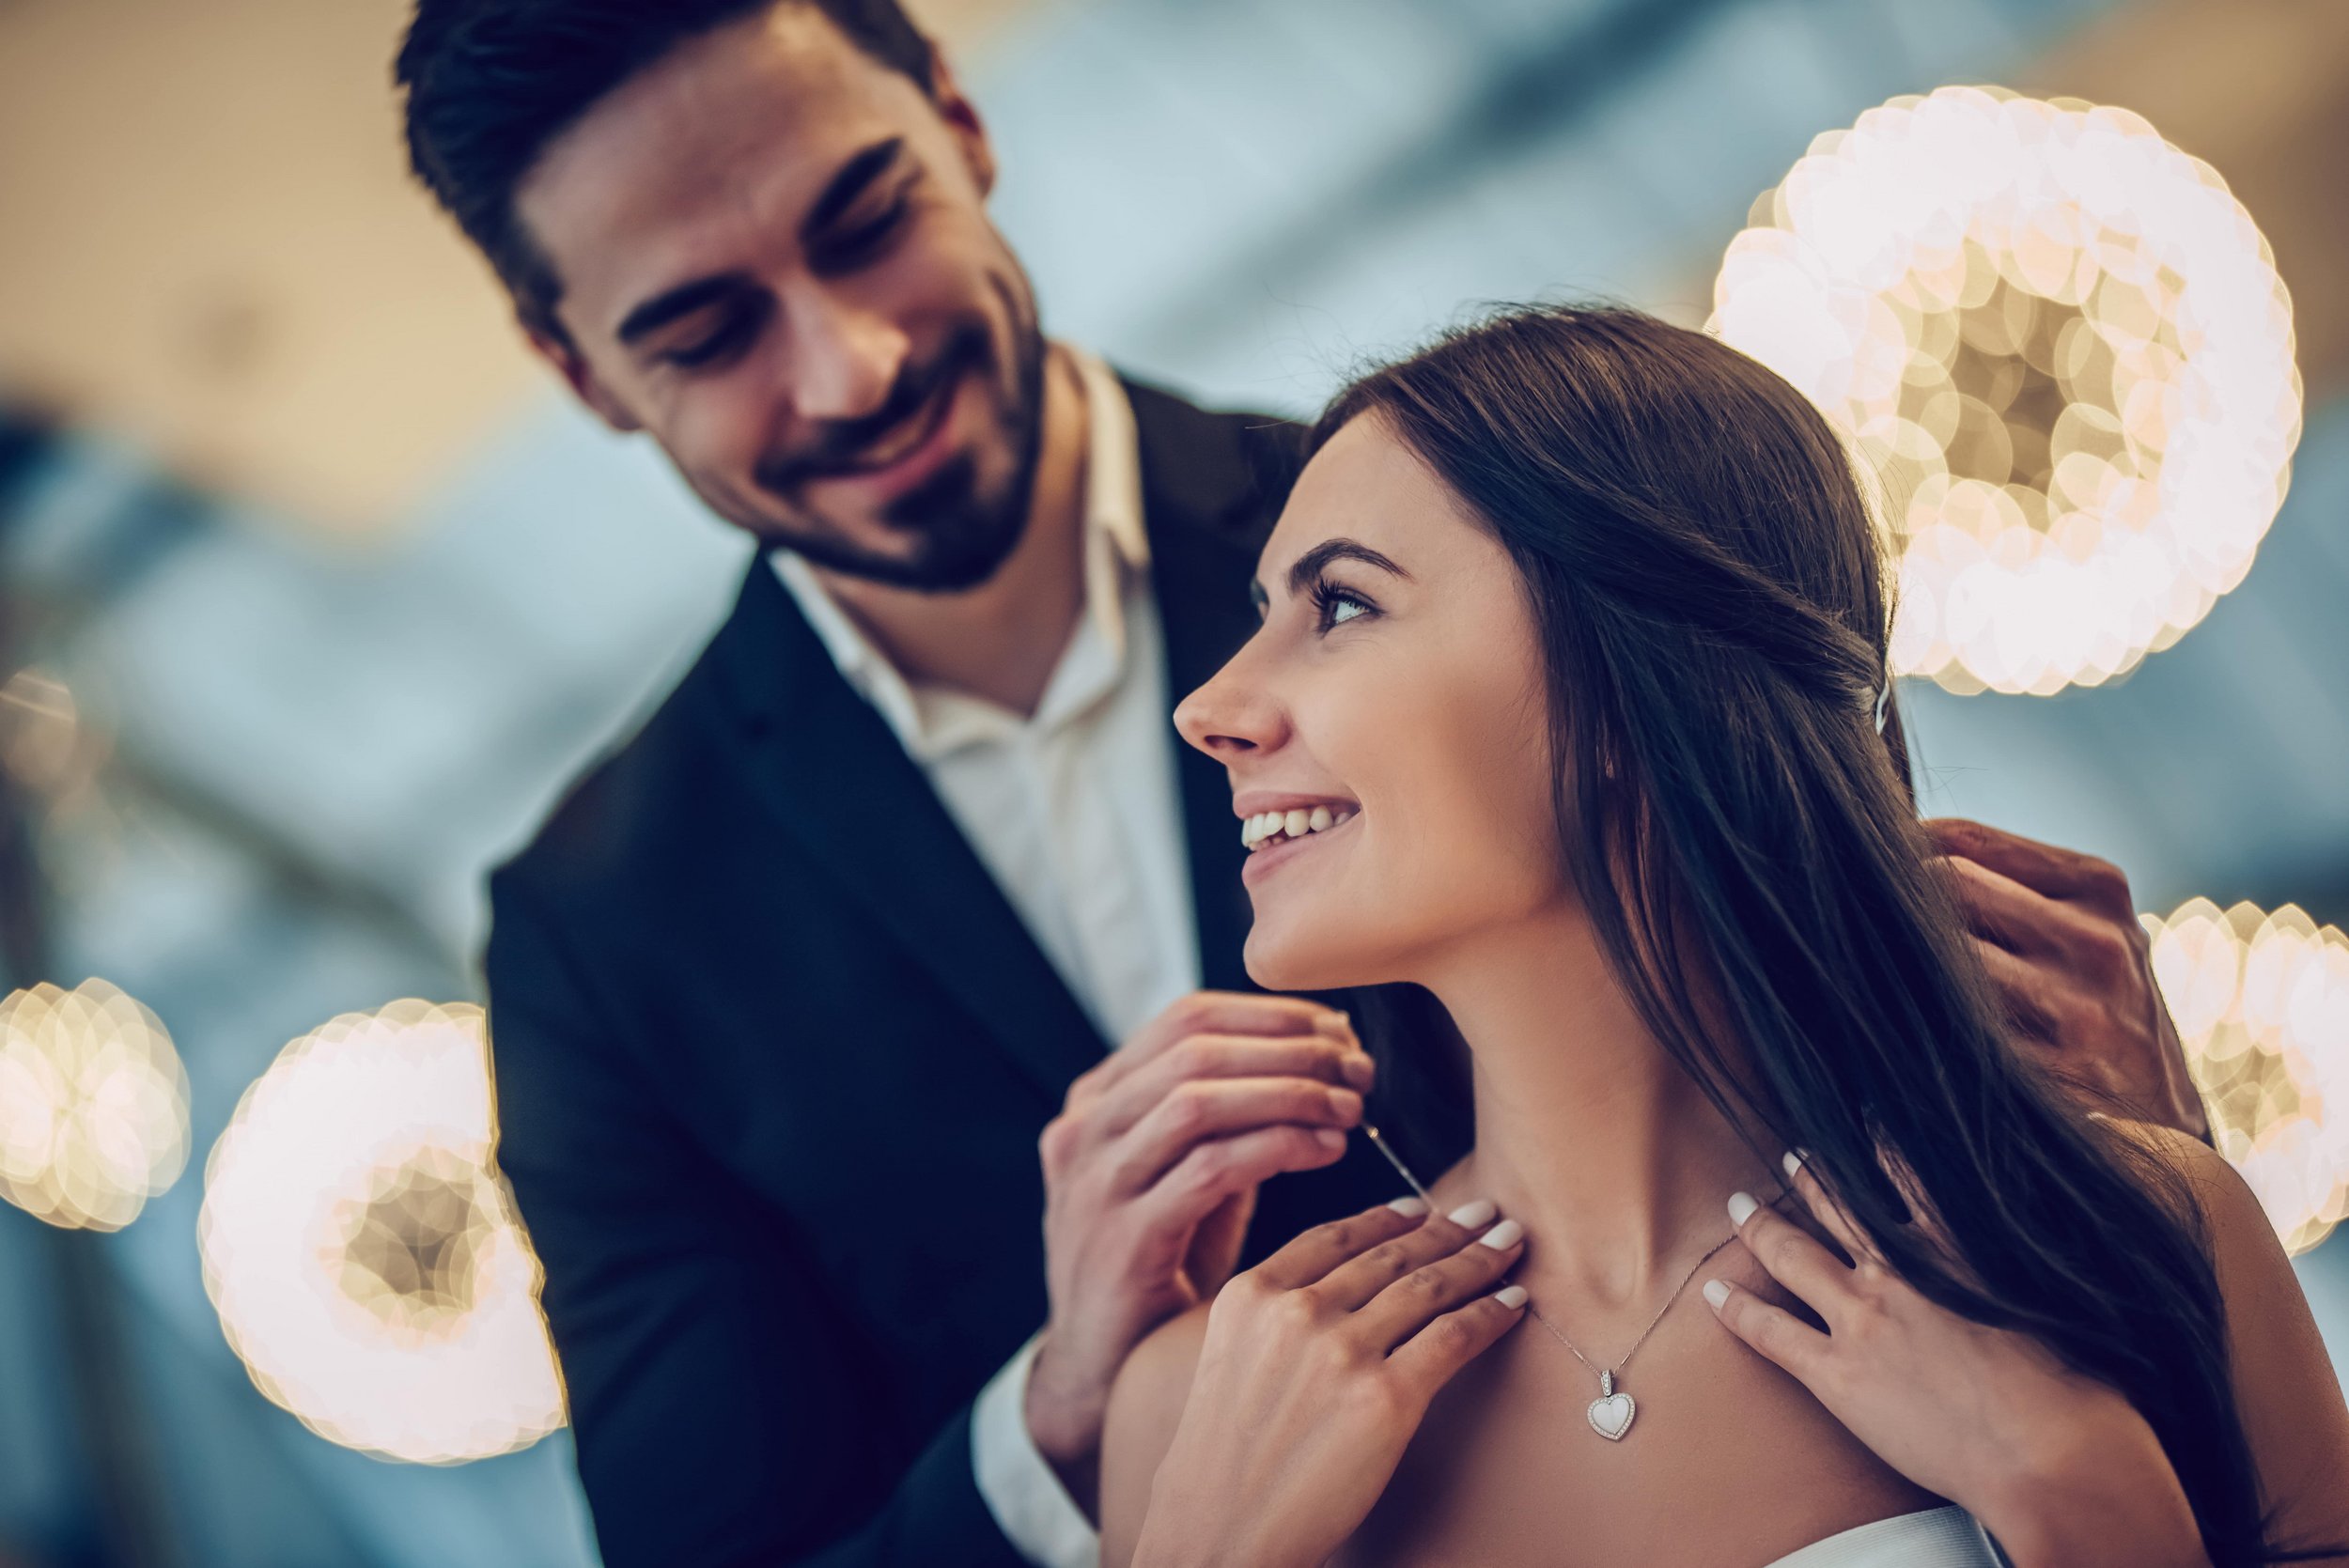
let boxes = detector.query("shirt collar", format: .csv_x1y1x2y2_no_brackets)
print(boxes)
769,343,1150,756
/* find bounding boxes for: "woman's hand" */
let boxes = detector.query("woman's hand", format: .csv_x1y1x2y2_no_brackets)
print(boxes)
1704,1150,2209,1568
1131,1196,1528,1568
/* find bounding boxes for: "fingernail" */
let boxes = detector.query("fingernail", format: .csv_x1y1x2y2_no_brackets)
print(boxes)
1727,1191,1759,1226
1315,1128,1347,1150
1387,1195,1429,1217
1478,1218,1524,1250
1317,1010,1354,1037
1328,1087,1362,1119
1494,1284,1529,1310
1703,1279,1731,1311
1342,1054,1376,1091
1781,1149,1806,1181
1446,1199,1497,1230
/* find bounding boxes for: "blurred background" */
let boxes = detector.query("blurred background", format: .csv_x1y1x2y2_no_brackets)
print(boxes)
1,0,2344,1562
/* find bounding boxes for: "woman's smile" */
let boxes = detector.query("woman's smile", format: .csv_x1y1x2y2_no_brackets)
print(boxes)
1237,795,1361,883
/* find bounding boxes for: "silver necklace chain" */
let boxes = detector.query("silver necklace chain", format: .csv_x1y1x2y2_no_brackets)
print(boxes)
1522,1226,1744,1384
1363,1123,1792,1434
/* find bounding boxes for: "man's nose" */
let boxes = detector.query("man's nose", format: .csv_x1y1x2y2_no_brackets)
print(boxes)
785,289,909,424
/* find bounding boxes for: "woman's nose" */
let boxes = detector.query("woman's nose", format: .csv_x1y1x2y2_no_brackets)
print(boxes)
1174,652,1287,760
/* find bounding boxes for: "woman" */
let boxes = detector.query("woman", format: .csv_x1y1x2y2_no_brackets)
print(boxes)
1097,306,2349,1566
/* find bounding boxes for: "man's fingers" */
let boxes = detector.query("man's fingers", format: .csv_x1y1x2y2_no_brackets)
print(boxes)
1924,817,2131,911
1089,1033,1375,1141
1937,854,2057,956
1096,993,1352,1092
1703,1278,1831,1387
1246,1199,1430,1293
1385,1288,1527,1407
1110,1077,1361,1194
1972,939,2061,1043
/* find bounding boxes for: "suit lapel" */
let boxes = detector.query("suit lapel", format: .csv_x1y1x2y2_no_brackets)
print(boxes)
1127,380,1307,996
708,564,1107,1107
700,382,1301,1098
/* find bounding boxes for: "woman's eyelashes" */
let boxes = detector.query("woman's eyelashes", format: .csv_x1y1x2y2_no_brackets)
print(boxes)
1309,576,1379,635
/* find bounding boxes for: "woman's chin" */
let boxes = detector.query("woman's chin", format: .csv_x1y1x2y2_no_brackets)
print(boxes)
1242,925,1383,996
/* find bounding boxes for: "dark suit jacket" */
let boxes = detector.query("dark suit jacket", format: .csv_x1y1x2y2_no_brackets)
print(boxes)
484,380,1397,1567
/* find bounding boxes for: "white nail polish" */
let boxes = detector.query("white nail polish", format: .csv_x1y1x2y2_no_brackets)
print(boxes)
1478,1219,1523,1250
1781,1149,1805,1181
1494,1284,1529,1309
1446,1199,1498,1230
1388,1196,1429,1217
1703,1279,1731,1310
1727,1191,1759,1226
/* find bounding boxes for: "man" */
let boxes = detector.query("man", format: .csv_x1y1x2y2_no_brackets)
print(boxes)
395,4,2209,1564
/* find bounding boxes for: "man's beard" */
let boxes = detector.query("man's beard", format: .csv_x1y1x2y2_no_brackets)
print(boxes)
749,312,1050,594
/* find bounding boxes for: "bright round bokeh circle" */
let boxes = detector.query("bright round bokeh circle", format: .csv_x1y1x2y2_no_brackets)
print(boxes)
198,1000,565,1464
0,979,189,1231
2145,899,2349,1255
1711,85,2300,695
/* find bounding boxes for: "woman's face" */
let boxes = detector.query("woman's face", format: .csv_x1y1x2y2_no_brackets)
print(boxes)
1175,412,1566,991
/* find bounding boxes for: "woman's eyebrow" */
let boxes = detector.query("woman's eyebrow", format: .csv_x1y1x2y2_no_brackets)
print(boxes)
1283,537,1410,598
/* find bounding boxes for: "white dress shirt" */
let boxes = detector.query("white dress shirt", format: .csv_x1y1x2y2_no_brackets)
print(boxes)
770,346,1185,1567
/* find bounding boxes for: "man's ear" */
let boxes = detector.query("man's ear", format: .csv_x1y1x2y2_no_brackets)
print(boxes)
525,320,641,433
926,53,996,199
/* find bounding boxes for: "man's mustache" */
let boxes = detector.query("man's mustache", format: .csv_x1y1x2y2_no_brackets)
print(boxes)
754,327,990,498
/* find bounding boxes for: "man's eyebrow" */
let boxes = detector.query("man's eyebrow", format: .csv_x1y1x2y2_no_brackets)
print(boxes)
615,275,747,347
800,136,906,241
1282,537,1410,599
612,138,909,346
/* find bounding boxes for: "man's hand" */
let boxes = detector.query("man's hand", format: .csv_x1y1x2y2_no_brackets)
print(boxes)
1027,992,1371,1509
1926,817,2208,1142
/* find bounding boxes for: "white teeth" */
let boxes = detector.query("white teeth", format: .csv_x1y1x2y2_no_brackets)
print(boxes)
1239,805,1359,850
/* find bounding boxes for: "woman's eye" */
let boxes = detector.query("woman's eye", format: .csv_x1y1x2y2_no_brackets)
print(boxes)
1311,581,1377,633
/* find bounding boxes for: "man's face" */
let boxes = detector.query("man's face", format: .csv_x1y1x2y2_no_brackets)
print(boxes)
516,6,1047,590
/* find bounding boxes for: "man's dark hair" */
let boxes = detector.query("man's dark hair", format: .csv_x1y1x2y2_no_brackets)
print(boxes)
396,0,936,341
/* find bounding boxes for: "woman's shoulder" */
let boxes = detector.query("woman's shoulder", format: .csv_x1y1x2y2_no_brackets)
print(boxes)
1098,1301,1215,1568
1115,1299,1214,1424
2095,1115,2349,1544
2092,1114,2267,1239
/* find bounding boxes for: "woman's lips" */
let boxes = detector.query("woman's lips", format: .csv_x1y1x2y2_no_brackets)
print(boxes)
1240,810,1360,883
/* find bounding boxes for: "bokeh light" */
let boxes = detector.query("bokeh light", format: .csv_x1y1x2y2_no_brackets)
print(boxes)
1711,85,2300,695
2145,899,2349,1255
198,1000,565,1463
0,978,190,1231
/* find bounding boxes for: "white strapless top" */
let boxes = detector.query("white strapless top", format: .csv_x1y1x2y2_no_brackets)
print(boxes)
1766,1506,2006,1567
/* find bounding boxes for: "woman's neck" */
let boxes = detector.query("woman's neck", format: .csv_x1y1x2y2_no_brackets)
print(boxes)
1422,906,1778,1308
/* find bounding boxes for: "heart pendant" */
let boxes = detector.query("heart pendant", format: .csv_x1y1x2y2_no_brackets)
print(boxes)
1587,1390,1635,1440
1587,1370,1636,1440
